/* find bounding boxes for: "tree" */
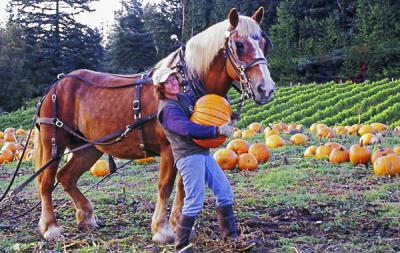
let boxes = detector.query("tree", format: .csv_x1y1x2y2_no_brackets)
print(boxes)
8,0,104,94
104,0,157,73
0,24,34,111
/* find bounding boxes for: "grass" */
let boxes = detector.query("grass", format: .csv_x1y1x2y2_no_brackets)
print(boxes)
0,130,399,252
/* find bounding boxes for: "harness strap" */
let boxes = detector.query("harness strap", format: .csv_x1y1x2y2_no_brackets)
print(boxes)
132,84,148,156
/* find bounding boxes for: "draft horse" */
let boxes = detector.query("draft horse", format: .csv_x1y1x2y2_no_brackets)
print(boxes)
33,7,275,242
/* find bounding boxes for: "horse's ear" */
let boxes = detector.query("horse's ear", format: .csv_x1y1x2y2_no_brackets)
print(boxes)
251,7,264,24
228,8,239,29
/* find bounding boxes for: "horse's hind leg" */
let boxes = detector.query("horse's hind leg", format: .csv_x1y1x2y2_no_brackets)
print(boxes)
56,145,102,231
36,132,66,240
151,143,177,244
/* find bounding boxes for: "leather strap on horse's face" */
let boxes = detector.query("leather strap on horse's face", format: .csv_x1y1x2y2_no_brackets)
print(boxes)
224,29,268,101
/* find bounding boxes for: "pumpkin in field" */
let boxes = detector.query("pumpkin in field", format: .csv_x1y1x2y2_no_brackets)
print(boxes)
373,154,400,176
273,122,288,132
233,130,242,138
227,139,250,156
4,128,15,134
317,127,335,139
190,94,232,148
213,148,238,170
90,160,110,177
347,124,361,135
371,146,394,163
0,131,4,139
241,129,256,138
334,126,347,135
304,145,317,158
237,153,258,171
370,123,387,132
315,146,332,160
329,147,350,164
290,133,308,145
358,125,374,136
0,150,14,163
4,133,16,142
264,126,279,137
135,156,156,164
349,144,371,165
248,122,263,133
15,128,26,136
16,148,32,161
359,133,380,145
394,145,400,155
1,142,17,154
265,134,284,148
248,143,269,163
324,142,342,150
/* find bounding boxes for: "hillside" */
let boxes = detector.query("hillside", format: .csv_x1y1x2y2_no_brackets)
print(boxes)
1,78,399,131
231,78,400,129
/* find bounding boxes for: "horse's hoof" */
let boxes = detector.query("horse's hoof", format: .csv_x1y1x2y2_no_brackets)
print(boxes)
77,221,98,232
43,226,65,241
152,224,175,244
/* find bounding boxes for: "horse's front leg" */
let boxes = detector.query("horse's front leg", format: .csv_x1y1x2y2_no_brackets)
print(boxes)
151,144,177,244
169,175,184,229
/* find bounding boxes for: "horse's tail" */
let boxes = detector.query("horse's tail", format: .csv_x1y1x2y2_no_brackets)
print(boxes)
32,126,43,170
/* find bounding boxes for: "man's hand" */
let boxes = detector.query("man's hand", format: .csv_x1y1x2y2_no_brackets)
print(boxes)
218,123,234,137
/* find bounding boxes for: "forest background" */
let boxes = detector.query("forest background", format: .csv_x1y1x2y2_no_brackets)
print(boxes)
0,0,399,112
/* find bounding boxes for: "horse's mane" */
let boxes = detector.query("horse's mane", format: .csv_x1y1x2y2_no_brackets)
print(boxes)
155,15,262,79
185,15,261,78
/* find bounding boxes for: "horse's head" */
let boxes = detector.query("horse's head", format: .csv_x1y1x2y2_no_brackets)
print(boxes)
224,7,275,105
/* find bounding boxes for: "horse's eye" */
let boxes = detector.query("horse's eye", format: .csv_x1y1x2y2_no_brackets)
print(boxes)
235,42,244,53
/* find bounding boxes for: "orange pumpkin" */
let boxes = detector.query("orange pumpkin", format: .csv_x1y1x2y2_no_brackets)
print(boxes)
0,131,4,139
373,154,400,176
358,125,374,136
329,147,350,164
135,157,156,164
4,133,16,142
349,144,371,165
304,146,317,158
317,127,335,139
248,143,269,163
315,146,332,160
190,94,232,148
272,122,287,132
370,123,387,132
241,129,257,138
15,128,26,136
90,160,110,177
0,150,14,163
290,133,308,145
264,126,279,137
226,139,250,156
213,148,238,170
237,153,258,171
347,124,361,135
334,126,347,135
359,133,380,145
1,142,17,154
371,147,394,164
324,142,342,150
265,135,284,148
233,130,242,138
248,122,263,133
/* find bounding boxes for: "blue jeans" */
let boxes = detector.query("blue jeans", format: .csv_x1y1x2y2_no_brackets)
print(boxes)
176,153,234,217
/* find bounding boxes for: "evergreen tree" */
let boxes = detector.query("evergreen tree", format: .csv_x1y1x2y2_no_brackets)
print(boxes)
8,0,104,93
105,0,157,73
0,24,34,112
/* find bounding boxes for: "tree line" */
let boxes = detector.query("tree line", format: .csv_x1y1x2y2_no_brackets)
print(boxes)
0,0,399,112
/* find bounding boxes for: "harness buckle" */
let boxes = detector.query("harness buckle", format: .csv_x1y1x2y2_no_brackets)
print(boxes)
54,118,64,128
133,100,140,110
51,94,56,102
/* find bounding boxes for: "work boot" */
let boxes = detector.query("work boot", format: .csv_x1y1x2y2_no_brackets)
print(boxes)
175,215,196,253
216,205,255,251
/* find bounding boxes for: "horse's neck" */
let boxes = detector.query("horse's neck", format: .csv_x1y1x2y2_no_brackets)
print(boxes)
202,52,232,96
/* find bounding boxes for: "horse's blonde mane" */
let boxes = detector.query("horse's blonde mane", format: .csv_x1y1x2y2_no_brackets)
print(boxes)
185,15,262,78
